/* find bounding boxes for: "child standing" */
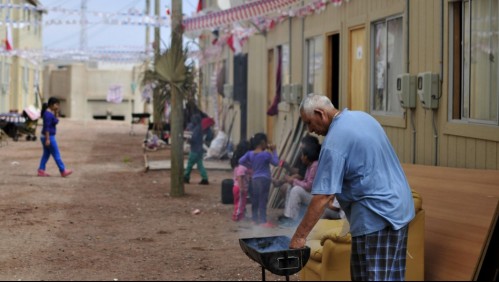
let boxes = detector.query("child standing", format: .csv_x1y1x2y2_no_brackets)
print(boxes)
239,133,279,227
230,140,251,221
37,97,73,177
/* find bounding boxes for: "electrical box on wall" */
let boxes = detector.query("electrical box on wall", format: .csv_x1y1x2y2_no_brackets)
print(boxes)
289,84,303,104
417,72,440,109
281,84,291,103
396,73,416,109
223,84,233,100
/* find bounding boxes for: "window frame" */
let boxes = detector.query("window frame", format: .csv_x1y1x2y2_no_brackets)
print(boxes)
448,0,499,126
303,35,324,97
370,15,405,117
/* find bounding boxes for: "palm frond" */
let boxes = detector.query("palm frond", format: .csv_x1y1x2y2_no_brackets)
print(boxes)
139,46,196,133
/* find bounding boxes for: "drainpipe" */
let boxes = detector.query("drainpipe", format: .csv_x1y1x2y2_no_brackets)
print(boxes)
406,0,416,164
301,0,305,99
433,0,444,166
289,16,292,78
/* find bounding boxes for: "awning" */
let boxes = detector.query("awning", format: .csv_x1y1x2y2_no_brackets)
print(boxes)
183,0,301,32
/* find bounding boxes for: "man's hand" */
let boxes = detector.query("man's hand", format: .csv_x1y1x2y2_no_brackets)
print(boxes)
289,194,334,249
289,236,307,249
45,139,51,147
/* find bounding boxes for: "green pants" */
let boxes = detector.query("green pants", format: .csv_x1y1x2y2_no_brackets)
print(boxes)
184,151,208,181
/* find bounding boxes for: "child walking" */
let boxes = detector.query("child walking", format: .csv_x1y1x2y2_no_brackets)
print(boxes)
230,140,251,221
37,97,73,177
183,113,209,185
239,133,279,227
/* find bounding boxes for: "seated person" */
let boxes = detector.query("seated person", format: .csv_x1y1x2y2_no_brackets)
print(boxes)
278,143,343,227
273,134,320,187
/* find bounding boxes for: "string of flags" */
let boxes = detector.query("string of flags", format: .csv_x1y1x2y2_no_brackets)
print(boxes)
0,4,171,28
184,0,348,32
188,0,349,65
0,47,153,64
0,0,350,63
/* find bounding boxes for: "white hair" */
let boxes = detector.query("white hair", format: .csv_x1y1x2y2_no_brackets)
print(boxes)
299,93,335,115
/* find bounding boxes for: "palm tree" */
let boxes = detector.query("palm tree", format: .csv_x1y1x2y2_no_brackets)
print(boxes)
141,48,196,135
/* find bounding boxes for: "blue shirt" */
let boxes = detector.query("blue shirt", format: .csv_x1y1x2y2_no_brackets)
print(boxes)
239,150,279,180
312,109,415,237
41,111,59,136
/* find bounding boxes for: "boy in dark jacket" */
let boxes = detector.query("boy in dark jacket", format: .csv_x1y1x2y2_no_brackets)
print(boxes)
183,114,209,185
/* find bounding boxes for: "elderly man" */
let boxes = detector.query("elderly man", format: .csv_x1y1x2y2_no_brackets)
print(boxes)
289,94,415,281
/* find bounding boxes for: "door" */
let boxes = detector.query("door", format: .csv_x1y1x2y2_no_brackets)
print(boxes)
327,33,340,108
233,54,248,141
349,27,367,111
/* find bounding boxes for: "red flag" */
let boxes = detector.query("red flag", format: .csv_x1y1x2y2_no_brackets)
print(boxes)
196,0,203,13
5,26,13,51
227,35,241,54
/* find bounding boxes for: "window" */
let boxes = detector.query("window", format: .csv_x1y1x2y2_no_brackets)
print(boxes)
305,36,324,95
371,16,404,115
450,0,498,124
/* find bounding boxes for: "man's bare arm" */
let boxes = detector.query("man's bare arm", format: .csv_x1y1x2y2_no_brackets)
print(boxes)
289,194,334,249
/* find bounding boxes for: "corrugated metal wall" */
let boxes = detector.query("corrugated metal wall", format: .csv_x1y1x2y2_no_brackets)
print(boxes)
205,0,499,170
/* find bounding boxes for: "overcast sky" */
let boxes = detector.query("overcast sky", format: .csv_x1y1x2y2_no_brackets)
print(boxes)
42,0,198,51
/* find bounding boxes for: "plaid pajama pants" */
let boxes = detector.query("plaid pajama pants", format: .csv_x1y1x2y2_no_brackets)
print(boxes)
350,225,409,281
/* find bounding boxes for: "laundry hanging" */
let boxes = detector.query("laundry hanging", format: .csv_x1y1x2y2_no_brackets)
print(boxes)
267,47,282,116
107,84,124,104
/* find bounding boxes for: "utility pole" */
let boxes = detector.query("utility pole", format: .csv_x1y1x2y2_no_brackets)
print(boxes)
152,0,161,133
143,0,151,115
169,0,184,197
145,0,150,66
154,0,160,59
80,0,88,51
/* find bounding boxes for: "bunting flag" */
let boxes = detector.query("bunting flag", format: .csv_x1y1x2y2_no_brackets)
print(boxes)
184,0,301,31
226,34,242,54
184,0,350,32
5,26,13,51
196,0,203,13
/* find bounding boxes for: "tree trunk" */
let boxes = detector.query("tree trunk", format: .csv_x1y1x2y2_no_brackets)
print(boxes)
169,0,184,197
152,0,161,136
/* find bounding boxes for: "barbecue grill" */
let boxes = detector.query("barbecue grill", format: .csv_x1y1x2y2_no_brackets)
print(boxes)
239,235,310,281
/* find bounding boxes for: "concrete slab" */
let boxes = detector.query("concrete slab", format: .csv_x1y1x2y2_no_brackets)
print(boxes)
146,159,232,171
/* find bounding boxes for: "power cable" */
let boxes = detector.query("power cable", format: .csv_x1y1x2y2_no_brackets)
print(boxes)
86,0,143,44
44,0,143,49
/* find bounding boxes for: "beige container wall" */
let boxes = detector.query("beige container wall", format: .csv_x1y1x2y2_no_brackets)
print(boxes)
47,67,71,117
247,34,268,136
44,64,143,122
0,8,8,112
0,56,12,113
8,0,44,113
85,68,136,120
238,0,499,170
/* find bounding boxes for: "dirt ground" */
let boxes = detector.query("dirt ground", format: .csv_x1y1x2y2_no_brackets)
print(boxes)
0,119,300,281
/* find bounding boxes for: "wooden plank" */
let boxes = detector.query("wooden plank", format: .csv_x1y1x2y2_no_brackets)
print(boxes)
146,159,232,171
402,164,499,281
268,118,304,209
